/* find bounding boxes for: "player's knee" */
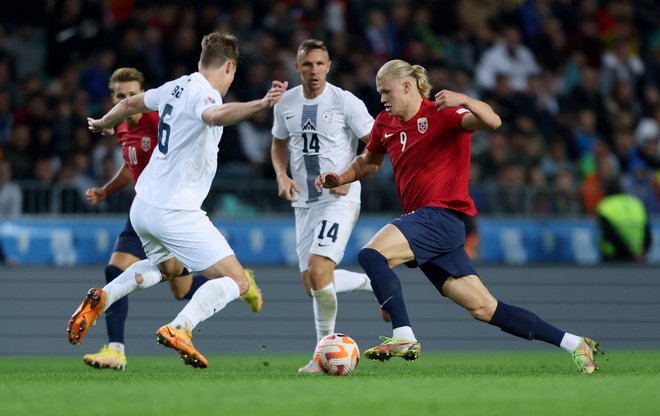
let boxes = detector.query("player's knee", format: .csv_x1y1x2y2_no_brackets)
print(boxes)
468,302,497,322
104,265,123,283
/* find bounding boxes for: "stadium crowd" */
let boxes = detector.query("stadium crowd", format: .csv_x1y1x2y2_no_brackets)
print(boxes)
0,0,658,217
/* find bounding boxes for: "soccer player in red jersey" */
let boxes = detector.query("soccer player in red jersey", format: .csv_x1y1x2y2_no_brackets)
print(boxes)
316,59,600,374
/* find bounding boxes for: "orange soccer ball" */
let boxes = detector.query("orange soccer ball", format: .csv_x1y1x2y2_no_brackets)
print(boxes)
314,333,360,376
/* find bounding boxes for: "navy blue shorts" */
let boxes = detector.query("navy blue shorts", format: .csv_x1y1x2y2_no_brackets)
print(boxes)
391,206,477,295
113,217,147,259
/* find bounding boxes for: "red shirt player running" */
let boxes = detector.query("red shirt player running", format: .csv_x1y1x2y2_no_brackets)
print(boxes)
316,59,600,374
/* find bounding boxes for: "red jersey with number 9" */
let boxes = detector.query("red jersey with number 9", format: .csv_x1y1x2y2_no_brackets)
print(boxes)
115,112,159,183
367,99,476,215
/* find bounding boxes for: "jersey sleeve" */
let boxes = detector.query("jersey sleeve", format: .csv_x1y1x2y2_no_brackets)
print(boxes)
191,86,223,122
271,100,289,140
343,92,374,139
366,118,387,154
445,106,472,131
143,87,162,111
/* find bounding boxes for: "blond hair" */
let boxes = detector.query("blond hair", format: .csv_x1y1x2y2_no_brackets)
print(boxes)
376,59,431,98
108,67,145,93
199,32,240,69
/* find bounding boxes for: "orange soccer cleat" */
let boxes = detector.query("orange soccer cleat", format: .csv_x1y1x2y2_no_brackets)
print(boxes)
67,288,106,345
156,324,208,369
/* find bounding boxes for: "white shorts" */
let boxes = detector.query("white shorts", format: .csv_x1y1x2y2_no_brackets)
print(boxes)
130,196,234,272
294,198,360,272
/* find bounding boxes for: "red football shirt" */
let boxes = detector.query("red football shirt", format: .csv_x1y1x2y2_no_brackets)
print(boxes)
367,99,476,215
115,112,159,183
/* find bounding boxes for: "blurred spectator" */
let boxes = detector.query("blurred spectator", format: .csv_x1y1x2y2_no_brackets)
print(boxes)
55,154,96,213
236,110,273,178
475,26,541,92
580,142,620,215
601,38,644,98
561,66,612,143
553,168,581,214
0,158,20,265
540,137,576,182
0,88,14,144
596,178,651,262
3,123,32,180
0,159,20,218
27,157,56,214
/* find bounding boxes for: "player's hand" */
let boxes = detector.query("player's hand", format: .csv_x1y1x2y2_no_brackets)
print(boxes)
262,80,289,108
434,90,468,110
276,175,300,202
87,117,115,136
329,182,351,196
86,187,108,205
315,172,342,192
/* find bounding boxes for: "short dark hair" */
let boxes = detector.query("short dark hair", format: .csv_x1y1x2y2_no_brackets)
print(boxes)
297,39,328,55
199,32,240,69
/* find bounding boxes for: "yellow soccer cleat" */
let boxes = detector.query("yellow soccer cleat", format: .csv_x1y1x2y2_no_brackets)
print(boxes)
67,288,106,345
572,337,600,374
240,268,263,312
156,323,208,369
83,345,127,371
364,336,421,362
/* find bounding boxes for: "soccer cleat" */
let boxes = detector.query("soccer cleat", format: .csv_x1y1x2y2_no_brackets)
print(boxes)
83,345,127,371
156,324,208,369
364,336,421,362
298,359,321,374
240,268,263,312
67,288,106,345
572,337,600,374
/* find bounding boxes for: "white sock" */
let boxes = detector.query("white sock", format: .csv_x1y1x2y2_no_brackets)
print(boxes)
560,332,582,353
333,269,372,293
107,342,125,355
312,282,337,341
169,278,240,331
393,326,417,342
103,259,162,311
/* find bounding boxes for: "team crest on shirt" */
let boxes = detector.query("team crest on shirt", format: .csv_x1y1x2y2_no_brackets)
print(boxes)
141,137,151,152
323,111,333,123
302,119,316,131
417,117,428,134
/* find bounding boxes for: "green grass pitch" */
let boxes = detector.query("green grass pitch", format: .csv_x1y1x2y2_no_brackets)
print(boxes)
1,350,659,416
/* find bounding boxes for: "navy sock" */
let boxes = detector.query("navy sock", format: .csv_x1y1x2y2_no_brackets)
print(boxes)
489,301,564,347
104,265,128,344
182,274,207,300
357,248,411,329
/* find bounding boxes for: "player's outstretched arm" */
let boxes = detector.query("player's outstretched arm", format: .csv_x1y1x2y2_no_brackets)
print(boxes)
88,93,150,136
316,150,385,191
204,80,288,126
434,89,501,132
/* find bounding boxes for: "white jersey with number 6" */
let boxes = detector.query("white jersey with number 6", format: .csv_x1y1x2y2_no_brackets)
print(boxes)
139,72,224,211
272,83,374,208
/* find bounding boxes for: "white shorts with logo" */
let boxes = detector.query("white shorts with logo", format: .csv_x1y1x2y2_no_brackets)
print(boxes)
294,198,360,272
130,196,234,272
